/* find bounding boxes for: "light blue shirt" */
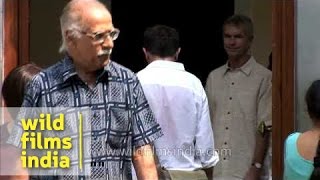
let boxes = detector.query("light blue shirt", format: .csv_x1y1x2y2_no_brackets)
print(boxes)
284,132,314,180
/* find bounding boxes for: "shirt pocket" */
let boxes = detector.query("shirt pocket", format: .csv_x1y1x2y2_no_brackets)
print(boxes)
108,106,131,149
236,87,257,118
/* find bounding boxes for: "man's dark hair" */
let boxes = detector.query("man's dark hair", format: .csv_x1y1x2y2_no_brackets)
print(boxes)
143,24,180,57
2,63,41,107
223,14,254,41
306,80,320,180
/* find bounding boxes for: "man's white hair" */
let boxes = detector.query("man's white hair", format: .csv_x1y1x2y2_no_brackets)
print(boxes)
59,0,109,53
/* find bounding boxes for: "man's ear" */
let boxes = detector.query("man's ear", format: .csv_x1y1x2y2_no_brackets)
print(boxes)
142,48,148,59
249,35,254,42
65,30,76,47
175,48,181,60
142,48,147,56
143,48,153,64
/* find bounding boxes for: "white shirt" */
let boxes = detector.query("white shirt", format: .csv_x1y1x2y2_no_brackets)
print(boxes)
137,60,219,170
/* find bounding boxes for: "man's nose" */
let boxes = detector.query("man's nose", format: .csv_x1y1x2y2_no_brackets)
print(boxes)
101,36,114,48
228,37,236,45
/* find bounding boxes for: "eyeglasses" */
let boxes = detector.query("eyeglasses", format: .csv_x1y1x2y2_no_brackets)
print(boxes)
79,28,120,44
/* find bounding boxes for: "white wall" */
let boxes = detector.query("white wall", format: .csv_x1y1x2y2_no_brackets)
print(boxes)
296,0,320,131
0,0,3,124
0,0,3,83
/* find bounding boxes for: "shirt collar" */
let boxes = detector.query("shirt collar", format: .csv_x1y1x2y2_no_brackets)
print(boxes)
223,56,255,76
61,55,110,83
145,59,185,71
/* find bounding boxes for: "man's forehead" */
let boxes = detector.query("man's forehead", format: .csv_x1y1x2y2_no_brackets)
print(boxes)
81,8,113,29
224,25,246,33
81,6,110,20
90,7,111,19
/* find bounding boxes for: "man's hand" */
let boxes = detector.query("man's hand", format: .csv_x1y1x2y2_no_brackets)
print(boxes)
248,126,270,180
132,144,158,180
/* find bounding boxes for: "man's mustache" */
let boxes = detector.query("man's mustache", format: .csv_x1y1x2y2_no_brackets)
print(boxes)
98,49,112,57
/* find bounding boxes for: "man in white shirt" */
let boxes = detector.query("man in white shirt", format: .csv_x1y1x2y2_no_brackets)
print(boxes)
137,25,219,179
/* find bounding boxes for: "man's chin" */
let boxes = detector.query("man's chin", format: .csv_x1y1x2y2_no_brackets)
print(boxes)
98,55,110,66
226,50,238,55
227,52,241,58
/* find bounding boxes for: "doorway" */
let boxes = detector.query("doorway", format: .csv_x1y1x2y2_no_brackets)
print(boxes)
28,0,234,85
111,0,234,84
3,1,294,179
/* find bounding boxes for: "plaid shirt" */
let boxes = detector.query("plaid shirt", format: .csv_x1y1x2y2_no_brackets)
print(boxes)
8,56,162,180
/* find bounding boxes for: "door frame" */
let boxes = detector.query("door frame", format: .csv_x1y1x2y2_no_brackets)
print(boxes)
272,1,295,179
4,0,29,76
3,0,296,179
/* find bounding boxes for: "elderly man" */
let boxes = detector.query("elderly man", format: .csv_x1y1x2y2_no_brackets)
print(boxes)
7,0,162,179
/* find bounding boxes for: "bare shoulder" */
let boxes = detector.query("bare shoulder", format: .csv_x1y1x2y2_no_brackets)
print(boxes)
297,130,319,161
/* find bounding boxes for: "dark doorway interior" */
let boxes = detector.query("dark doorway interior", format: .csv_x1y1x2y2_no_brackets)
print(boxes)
111,0,234,85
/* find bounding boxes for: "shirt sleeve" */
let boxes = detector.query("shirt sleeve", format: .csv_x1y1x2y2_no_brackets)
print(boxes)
205,71,216,131
131,77,163,148
195,88,219,168
257,73,272,127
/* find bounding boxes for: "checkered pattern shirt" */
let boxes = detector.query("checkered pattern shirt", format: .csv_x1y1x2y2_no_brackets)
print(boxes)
8,55,162,180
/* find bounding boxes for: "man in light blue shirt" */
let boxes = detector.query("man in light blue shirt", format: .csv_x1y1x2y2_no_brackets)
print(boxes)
137,25,219,179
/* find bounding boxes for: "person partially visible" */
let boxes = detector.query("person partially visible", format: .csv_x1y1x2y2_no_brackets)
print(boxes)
6,0,162,179
205,14,272,180
0,63,42,180
137,25,219,180
284,80,320,180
